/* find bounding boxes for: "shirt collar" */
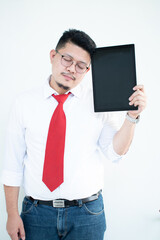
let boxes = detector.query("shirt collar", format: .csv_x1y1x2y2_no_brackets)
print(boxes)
43,75,83,99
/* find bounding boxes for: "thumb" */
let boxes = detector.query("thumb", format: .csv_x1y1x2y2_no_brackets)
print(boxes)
19,223,25,240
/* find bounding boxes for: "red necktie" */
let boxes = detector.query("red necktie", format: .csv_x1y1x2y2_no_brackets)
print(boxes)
42,93,70,192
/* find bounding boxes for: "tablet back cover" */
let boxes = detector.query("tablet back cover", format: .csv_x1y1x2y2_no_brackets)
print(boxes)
91,44,138,112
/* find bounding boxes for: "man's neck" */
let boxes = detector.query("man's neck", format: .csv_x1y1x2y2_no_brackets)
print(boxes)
49,76,69,95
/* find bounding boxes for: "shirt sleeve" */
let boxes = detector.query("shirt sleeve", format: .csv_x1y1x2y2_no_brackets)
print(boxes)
98,112,125,162
1,97,26,186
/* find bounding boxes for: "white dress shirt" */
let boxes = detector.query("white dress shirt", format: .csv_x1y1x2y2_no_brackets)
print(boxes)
1,76,122,200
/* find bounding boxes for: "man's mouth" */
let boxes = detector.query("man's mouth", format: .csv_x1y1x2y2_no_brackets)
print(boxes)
61,73,75,81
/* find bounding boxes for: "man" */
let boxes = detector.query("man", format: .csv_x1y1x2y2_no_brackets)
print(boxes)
2,29,146,240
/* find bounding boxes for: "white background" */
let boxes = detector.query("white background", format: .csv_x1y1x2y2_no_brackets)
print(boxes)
0,0,160,239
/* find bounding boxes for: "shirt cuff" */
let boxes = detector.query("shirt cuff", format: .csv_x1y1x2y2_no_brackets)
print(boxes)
1,170,23,186
106,142,123,163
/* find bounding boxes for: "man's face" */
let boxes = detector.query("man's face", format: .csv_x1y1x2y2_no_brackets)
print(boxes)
50,42,91,94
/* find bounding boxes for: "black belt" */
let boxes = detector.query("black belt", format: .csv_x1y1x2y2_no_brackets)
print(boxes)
26,190,101,208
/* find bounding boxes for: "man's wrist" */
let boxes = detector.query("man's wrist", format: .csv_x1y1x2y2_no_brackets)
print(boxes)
7,207,19,216
126,112,140,124
127,112,139,119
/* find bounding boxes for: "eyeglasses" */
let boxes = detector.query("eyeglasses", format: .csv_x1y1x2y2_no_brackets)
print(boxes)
56,50,90,74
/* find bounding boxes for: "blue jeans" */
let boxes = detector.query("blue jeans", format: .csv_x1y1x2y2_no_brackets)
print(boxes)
20,193,106,240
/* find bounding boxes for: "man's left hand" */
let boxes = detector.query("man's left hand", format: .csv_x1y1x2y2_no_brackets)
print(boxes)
128,85,147,118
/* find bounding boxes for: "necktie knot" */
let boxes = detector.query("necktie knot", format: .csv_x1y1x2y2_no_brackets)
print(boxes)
52,93,71,104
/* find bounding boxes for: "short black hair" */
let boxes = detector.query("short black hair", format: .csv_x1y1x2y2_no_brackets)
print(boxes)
56,29,96,58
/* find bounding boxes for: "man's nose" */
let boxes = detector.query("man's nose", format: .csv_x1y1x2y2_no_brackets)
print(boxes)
66,62,76,74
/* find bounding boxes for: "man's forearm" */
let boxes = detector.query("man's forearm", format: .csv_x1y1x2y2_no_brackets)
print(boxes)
113,118,136,156
113,84,146,156
4,185,20,215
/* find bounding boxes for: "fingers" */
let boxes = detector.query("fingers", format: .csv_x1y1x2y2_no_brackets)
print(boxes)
133,84,145,93
129,98,146,110
9,227,25,240
7,214,25,240
19,222,25,240
128,84,147,115
129,96,146,107
10,232,19,240
7,225,19,240
129,87,146,102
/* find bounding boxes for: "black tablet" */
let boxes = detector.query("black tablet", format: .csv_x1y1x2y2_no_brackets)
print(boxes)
91,44,138,112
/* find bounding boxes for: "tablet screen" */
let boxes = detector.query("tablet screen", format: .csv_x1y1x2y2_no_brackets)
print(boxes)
91,44,138,112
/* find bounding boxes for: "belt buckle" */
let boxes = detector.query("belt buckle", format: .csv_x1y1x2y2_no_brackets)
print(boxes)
53,199,65,208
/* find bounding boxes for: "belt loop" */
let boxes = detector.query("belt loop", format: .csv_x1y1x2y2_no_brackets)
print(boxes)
78,199,83,207
33,200,38,207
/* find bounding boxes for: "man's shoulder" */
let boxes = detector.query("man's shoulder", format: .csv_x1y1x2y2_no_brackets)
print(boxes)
15,85,44,103
10,85,44,116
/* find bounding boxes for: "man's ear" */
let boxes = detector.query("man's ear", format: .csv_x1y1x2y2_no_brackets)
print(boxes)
50,49,56,63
